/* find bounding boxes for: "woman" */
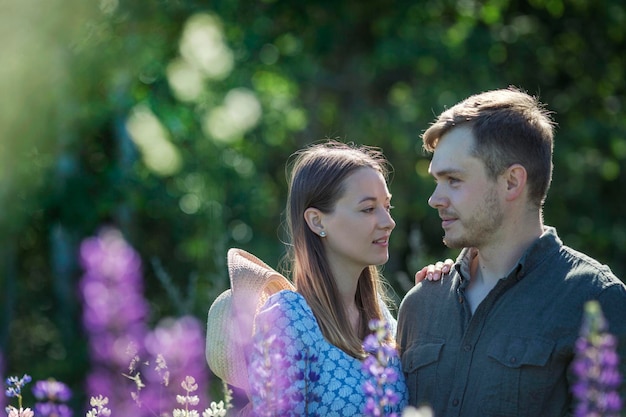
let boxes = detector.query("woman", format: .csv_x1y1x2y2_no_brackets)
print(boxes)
206,140,450,415
247,141,406,416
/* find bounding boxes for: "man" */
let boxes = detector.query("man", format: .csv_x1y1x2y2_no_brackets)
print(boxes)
397,87,626,416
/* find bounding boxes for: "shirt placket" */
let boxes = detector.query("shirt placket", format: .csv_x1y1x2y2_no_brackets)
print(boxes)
445,273,520,416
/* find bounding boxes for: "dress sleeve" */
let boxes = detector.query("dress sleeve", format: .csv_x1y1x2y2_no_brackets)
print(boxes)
247,291,316,416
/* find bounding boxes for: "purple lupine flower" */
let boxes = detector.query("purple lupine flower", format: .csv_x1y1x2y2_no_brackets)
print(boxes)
5,375,33,417
33,402,73,417
80,228,212,417
32,379,72,403
571,300,623,417
80,228,149,365
32,378,73,417
5,375,32,401
249,328,294,416
141,316,211,413
362,320,400,417
79,228,150,416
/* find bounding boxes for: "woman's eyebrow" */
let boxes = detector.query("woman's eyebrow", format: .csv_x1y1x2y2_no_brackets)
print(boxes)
358,194,392,204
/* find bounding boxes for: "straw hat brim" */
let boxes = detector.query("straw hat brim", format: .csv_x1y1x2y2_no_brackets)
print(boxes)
205,248,294,392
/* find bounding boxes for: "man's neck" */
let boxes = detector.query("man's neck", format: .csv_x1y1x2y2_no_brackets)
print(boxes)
465,222,544,313
477,221,543,279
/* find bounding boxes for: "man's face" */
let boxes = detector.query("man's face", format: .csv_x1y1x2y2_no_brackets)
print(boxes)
427,126,504,249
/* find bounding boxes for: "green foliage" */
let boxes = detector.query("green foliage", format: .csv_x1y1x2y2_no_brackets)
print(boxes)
1,0,625,402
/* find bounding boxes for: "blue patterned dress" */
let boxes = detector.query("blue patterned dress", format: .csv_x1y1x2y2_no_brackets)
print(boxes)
247,290,408,416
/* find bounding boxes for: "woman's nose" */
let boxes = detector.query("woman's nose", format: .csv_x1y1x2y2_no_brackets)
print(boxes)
381,209,396,230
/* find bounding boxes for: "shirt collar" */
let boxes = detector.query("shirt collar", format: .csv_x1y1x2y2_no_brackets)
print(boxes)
455,247,477,289
452,226,561,284
516,226,561,279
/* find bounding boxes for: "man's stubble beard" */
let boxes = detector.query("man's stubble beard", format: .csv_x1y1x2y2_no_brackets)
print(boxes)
442,187,503,249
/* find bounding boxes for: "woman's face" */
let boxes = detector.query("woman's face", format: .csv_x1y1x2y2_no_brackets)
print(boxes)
318,167,395,277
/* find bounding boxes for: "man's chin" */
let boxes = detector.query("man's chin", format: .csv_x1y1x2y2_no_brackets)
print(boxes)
442,236,465,249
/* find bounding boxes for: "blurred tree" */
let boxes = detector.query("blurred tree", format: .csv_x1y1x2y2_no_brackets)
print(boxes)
1,0,624,412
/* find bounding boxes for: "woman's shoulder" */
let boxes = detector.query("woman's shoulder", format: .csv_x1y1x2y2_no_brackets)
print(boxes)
263,289,308,309
258,290,315,324
266,288,304,303
255,290,323,345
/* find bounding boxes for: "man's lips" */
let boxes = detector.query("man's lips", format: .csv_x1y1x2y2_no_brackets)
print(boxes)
441,217,457,228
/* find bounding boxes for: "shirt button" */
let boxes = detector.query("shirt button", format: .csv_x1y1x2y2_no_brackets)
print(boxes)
510,356,517,364
463,344,471,352
452,399,460,406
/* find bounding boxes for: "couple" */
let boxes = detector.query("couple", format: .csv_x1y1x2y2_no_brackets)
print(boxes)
207,87,626,416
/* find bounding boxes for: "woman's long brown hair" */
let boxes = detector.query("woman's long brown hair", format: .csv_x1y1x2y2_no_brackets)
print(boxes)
283,140,393,359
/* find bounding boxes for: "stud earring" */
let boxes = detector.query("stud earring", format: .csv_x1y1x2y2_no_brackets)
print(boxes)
320,231,326,237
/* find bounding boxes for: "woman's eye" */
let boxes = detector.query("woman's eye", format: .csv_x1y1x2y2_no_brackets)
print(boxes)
362,207,374,213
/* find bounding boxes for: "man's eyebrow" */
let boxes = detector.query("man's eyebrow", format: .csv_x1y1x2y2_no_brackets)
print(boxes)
430,168,463,178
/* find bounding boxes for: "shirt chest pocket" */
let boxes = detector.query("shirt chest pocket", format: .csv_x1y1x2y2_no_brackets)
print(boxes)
481,335,556,416
401,341,445,402
487,334,553,369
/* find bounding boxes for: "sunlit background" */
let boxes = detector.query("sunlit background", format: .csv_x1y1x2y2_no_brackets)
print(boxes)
1,0,625,414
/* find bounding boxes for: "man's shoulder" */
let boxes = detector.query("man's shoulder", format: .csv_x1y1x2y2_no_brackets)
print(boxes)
399,272,459,312
532,227,622,287
557,243,622,286
407,273,457,294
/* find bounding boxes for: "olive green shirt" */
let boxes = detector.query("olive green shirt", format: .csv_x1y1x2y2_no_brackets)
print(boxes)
397,227,626,417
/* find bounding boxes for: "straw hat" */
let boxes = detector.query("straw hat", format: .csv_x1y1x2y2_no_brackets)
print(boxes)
206,248,295,392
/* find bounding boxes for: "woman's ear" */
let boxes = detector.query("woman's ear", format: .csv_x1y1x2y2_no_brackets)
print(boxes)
504,164,527,201
304,207,325,236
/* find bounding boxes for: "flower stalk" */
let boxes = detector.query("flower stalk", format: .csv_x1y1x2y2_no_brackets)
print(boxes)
362,320,400,417
572,300,623,417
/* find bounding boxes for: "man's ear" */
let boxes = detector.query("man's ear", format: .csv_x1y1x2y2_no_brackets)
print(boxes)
304,207,325,236
504,164,527,201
